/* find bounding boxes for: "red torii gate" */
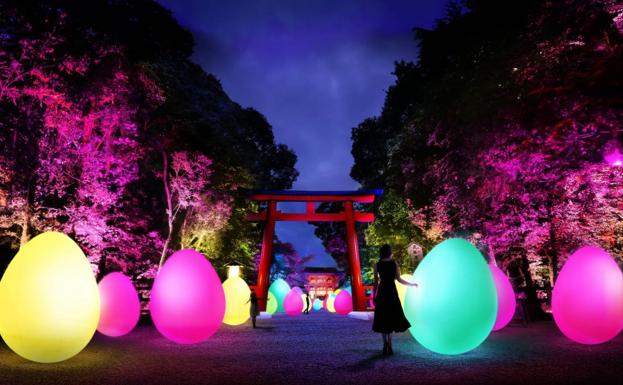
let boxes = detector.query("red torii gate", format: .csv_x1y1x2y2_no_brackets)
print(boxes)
246,190,383,312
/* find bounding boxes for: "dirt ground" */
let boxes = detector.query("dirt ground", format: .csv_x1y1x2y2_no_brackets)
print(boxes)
0,311,621,385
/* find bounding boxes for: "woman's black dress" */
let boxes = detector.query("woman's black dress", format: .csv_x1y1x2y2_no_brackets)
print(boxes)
372,260,411,333
249,294,260,317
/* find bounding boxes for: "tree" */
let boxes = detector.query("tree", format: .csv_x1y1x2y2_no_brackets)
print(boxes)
349,0,623,318
0,0,298,285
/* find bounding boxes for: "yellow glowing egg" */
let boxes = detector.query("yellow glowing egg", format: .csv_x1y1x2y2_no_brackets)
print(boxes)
0,279,3,334
326,293,337,313
395,274,412,309
0,232,100,363
222,276,251,326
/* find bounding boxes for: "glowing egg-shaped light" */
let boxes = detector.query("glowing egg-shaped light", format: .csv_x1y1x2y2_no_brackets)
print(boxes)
404,238,497,355
291,286,303,294
489,265,516,331
291,286,303,312
222,275,251,326
395,273,412,309
325,293,337,313
605,148,623,167
313,298,322,311
150,249,225,344
97,272,140,337
266,291,277,314
334,290,353,315
0,279,3,334
552,246,623,344
284,290,304,316
0,232,100,363
268,279,290,313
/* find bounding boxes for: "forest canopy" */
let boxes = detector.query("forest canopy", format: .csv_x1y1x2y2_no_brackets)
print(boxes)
314,0,623,317
0,0,298,282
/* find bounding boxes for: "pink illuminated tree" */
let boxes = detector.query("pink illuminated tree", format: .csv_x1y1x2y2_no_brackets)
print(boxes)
160,150,220,268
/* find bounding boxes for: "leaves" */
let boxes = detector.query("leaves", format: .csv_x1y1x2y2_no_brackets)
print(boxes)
347,0,623,312
0,0,298,284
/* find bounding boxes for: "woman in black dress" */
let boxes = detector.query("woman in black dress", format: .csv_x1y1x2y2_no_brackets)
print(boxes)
373,244,418,355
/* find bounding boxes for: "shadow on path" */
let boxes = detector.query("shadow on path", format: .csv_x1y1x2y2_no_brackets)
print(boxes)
345,351,387,372
254,326,276,331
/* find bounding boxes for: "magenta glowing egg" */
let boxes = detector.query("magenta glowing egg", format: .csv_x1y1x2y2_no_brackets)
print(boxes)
150,249,225,344
284,289,304,316
334,290,353,315
97,272,140,337
553,246,623,344
604,148,623,167
489,265,516,331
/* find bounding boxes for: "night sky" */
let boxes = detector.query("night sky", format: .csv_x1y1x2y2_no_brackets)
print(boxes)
157,0,447,267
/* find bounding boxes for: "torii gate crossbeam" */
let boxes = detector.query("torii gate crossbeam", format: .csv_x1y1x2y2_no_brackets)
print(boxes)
246,190,383,312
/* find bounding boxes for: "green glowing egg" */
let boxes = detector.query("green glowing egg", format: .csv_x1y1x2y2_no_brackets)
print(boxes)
266,291,277,314
404,238,497,355
268,278,290,313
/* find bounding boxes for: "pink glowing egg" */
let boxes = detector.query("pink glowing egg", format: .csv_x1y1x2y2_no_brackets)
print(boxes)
150,249,225,344
489,265,516,331
284,289,304,316
97,272,140,337
553,246,623,344
334,290,353,315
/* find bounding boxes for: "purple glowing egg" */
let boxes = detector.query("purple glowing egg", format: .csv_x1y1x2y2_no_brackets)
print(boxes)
291,286,303,295
150,249,225,344
489,265,516,331
284,289,304,316
334,290,353,315
97,272,140,337
553,246,623,344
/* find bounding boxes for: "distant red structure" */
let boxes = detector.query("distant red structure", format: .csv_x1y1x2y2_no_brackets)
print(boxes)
246,190,383,311
303,267,341,298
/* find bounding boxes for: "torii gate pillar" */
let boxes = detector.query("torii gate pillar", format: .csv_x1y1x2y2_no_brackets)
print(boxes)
344,201,366,311
256,201,277,311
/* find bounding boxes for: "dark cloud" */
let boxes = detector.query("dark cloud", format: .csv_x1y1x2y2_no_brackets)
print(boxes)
157,0,446,266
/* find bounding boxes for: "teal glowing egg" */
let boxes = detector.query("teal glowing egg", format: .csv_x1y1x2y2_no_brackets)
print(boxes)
312,298,322,311
268,278,290,313
404,238,497,355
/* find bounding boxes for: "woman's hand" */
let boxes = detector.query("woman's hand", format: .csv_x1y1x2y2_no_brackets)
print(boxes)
410,282,419,288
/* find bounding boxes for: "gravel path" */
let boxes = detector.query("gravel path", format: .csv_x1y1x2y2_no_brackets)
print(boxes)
0,311,621,385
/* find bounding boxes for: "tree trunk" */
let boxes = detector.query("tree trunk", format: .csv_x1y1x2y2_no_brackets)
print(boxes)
96,253,107,281
548,224,559,286
159,151,173,269
19,182,31,247
519,252,547,320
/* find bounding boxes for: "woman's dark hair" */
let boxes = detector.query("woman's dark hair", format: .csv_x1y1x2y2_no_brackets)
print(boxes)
379,244,392,259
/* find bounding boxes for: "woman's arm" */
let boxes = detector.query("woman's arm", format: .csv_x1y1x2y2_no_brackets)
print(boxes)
395,261,418,287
